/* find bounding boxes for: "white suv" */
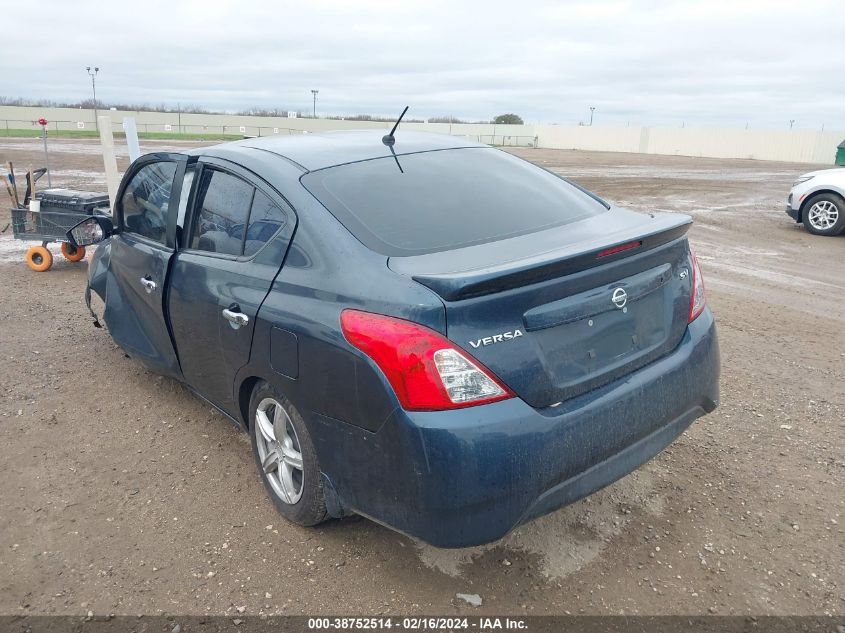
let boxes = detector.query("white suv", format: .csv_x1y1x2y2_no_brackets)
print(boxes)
787,168,845,236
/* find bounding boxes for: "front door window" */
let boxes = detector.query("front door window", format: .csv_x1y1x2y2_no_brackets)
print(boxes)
120,162,177,244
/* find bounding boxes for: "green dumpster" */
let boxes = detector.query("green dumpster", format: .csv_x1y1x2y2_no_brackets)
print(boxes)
837,140,845,166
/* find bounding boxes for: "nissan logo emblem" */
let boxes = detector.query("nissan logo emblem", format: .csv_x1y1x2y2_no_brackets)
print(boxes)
611,287,628,309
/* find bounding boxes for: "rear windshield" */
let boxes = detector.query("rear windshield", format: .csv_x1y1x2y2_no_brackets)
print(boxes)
301,147,608,256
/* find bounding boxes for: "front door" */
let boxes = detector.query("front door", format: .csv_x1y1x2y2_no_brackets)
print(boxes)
105,153,188,379
167,157,295,411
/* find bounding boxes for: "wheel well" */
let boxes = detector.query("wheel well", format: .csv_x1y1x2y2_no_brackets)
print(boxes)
238,376,262,428
799,189,844,218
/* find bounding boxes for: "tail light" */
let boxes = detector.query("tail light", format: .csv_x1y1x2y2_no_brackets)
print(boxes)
688,249,706,322
340,309,514,411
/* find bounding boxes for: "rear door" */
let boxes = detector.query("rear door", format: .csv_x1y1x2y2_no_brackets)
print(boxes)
167,157,295,410
106,153,188,379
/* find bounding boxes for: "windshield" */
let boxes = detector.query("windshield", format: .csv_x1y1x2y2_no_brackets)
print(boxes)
301,147,609,256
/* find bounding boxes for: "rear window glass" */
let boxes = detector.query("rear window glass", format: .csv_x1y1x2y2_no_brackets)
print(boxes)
301,147,608,256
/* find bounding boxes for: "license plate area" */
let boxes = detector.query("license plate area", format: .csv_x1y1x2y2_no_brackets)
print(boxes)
531,283,670,391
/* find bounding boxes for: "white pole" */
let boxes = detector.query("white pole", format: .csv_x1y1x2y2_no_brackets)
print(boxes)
98,115,120,210
122,117,141,163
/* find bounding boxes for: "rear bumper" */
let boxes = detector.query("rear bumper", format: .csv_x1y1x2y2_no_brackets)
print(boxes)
308,309,720,548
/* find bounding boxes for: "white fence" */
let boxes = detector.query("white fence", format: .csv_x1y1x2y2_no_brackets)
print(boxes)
0,106,538,147
1,105,841,164
537,124,843,164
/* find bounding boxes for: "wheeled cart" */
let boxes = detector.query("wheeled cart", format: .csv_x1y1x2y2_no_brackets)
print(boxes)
10,175,110,272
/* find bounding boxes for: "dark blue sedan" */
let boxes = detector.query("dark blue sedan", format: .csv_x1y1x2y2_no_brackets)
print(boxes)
69,131,719,548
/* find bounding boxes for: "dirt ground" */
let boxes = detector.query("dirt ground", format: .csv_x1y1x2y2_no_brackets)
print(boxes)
0,138,842,617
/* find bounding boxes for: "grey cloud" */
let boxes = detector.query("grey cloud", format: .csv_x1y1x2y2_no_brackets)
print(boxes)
2,0,843,129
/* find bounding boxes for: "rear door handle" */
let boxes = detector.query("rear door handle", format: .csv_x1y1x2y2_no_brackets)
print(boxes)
222,307,249,329
140,276,156,293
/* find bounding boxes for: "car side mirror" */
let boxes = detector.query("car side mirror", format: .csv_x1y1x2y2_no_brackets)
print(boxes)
67,215,114,247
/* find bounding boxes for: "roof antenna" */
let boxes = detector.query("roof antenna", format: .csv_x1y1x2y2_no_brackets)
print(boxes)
382,106,409,146
387,144,404,174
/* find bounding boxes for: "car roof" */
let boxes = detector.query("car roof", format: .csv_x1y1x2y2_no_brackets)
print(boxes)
206,130,487,172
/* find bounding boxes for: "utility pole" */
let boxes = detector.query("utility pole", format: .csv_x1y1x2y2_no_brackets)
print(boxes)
86,66,100,131
589,106,596,126
311,89,319,118
789,119,795,130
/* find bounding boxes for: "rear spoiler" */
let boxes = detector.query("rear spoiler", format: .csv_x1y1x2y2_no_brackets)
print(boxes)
410,216,692,301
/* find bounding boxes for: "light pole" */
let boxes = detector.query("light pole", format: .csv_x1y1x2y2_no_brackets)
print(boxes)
589,106,596,126
789,119,795,130
311,89,319,118
86,66,100,130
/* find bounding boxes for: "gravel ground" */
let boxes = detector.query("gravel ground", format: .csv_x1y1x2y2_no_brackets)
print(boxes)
0,138,842,617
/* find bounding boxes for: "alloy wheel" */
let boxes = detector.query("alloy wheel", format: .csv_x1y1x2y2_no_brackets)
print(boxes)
807,200,839,231
254,397,304,505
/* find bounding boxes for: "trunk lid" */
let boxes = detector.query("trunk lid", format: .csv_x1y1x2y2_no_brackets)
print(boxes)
388,208,695,408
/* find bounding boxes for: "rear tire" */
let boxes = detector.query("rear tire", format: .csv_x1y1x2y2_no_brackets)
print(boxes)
249,381,327,527
802,193,845,236
25,246,53,272
61,242,86,262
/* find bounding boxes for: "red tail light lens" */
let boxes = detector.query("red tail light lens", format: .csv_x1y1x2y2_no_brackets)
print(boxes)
688,249,706,322
340,309,514,411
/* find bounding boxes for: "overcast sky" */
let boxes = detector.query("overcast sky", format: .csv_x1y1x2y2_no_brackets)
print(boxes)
4,0,843,129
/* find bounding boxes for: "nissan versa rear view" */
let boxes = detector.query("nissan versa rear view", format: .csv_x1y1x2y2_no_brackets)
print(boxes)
68,130,720,548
